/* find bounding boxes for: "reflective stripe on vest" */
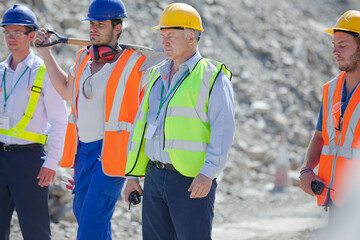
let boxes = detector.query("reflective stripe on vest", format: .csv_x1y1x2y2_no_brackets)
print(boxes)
321,145,360,160
128,84,155,154
164,60,231,154
61,49,89,168
60,48,145,176
126,69,161,176
166,60,217,123
317,72,360,206
164,59,231,177
125,58,232,177
0,63,47,144
101,49,145,176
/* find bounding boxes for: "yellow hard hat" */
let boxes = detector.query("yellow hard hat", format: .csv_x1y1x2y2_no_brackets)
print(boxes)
325,10,360,35
151,3,204,32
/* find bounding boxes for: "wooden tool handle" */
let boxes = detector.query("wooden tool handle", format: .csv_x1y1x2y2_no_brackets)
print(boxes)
67,38,91,46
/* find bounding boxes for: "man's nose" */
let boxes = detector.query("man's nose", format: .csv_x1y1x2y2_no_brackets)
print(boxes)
162,38,169,46
332,47,340,56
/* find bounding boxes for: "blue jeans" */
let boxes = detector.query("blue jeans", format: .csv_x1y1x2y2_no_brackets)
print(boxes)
142,161,217,240
73,140,125,240
0,146,50,240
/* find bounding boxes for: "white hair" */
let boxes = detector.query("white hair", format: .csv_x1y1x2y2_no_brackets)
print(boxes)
184,29,201,52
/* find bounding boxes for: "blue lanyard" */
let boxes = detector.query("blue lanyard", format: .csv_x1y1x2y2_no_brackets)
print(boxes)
2,66,29,109
157,70,189,118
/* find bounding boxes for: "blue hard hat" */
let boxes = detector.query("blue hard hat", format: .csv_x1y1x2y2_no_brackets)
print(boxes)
1,4,38,30
83,0,127,21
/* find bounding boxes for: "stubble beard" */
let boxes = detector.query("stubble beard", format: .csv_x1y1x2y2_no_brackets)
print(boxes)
339,46,360,73
91,31,114,46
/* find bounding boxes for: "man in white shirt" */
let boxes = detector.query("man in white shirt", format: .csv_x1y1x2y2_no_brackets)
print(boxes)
0,4,67,240
34,0,149,239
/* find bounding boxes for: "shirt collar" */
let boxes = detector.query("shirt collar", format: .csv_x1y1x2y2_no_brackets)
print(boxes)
5,51,36,70
183,51,202,73
159,51,202,77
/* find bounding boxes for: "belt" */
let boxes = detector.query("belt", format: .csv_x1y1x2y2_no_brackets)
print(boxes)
0,142,43,152
153,161,176,171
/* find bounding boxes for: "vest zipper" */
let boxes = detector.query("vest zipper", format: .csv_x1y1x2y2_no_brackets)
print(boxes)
328,116,343,199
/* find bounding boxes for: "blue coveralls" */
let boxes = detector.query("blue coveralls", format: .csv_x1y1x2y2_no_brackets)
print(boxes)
73,140,125,240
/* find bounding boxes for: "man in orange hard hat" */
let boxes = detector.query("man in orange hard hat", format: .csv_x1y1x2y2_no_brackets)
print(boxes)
300,10,360,221
124,3,235,239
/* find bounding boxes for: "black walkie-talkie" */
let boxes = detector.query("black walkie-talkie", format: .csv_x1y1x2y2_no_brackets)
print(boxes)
311,181,334,195
128,190,141,210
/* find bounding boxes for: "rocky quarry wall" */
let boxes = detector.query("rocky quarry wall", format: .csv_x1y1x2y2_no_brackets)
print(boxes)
1,0,360,239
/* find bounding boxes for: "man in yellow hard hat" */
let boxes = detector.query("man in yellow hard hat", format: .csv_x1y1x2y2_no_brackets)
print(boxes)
300,10,360,221
124,3,235,239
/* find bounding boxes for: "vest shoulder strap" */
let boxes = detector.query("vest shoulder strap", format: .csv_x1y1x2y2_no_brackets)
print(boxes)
150,67,160,81
74,49,89,77
0,63,48,144
71,49,91,116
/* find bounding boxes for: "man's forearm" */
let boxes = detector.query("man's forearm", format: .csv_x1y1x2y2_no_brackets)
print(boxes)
301,130,324,170
40,50,72,100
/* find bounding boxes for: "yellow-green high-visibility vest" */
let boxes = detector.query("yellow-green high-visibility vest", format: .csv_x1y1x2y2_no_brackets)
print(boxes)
126,58,232,177
0,63,47,144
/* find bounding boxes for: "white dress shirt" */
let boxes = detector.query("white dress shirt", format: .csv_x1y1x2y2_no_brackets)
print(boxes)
0,51,68,171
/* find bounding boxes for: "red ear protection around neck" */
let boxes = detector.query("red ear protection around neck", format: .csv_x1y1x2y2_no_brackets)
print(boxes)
87,44,119,61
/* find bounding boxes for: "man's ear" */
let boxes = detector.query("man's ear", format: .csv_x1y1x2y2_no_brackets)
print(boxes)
188,30,196,44
114,23,122,35
28,31,36,41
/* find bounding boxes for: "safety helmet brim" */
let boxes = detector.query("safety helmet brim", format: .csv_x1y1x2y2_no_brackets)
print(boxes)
82,16,126,21
325,10,360,35
325,27,360,35
325,28,338,34
151,25,204,32
1,22,39,30
151,3,204,32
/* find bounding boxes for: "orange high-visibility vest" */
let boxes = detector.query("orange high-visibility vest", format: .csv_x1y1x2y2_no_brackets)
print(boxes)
60,48,145,176
317,72,360,206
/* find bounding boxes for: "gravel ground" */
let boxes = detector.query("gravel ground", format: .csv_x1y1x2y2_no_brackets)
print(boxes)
10,185,328,240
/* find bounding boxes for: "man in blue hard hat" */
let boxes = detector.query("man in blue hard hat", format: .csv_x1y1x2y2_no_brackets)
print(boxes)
34,0,149,239
0,4,67,240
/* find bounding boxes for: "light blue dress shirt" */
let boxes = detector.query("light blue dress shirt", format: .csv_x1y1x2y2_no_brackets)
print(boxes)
130,51,235,179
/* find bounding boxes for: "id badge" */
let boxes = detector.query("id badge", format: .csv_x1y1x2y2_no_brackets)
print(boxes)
0,114,10,130
144,124,157,140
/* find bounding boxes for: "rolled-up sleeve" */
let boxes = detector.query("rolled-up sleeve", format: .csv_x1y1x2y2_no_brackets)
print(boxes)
199,71,235,179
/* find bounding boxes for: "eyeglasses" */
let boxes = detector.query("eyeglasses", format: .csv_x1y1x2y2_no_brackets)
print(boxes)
82,75,93,100
3,30,32,39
